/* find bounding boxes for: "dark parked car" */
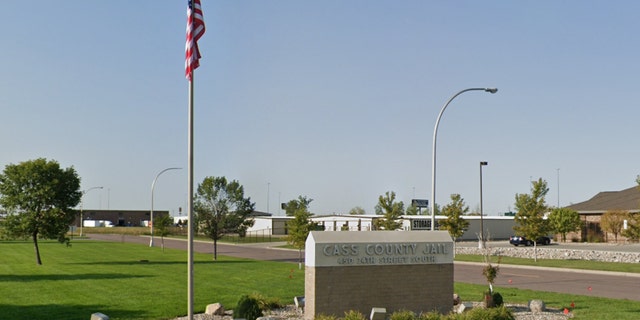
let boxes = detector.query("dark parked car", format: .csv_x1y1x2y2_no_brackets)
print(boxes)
509,235,551,246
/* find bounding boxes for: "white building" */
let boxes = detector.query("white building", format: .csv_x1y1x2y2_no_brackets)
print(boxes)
246,214,515,240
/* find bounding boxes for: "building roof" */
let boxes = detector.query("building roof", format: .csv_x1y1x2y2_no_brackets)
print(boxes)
250,210,272,217
566,186,640,212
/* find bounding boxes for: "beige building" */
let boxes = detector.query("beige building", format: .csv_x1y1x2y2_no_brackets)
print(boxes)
565,186,640,242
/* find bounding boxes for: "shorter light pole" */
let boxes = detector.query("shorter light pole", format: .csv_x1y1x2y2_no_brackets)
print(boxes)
79,186,103,237
150,167,182,247
479,161,488,248
267,182,270,214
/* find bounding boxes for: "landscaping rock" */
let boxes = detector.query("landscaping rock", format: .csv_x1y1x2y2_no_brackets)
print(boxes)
528,299,546,313
455,302,474,314
205,303,225,315
456,246,640,263
90,312,109,320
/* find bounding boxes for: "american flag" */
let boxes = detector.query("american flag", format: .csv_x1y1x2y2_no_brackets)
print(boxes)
185,0,205,80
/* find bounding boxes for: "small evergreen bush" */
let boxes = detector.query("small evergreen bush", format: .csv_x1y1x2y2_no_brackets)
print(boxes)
492,292,503,307
236,294,262,320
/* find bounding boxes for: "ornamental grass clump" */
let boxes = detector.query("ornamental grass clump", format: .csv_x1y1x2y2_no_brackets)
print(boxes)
389,309,416,320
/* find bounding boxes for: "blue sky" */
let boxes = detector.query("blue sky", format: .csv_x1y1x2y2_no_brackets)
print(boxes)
2,1,640,217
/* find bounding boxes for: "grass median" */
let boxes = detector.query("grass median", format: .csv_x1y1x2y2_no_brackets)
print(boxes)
2,240,640,319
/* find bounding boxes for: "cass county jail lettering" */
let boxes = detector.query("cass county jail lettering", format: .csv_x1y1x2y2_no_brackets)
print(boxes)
320,242,451,266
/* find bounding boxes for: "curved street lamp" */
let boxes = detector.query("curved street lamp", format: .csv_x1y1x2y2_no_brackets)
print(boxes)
430,88,497,231
79,186,103,237
150,167,182,247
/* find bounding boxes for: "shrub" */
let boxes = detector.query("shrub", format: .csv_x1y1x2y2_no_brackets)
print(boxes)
390,309,417,320
315,315,337,320
463,305,514,320
418,311,444,320
343,310,366,320
236,294,262,320
248,292,283,310
586,230,604,243
492,292,503,307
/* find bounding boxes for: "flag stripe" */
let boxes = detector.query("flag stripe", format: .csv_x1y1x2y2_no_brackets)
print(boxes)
186,0,205,80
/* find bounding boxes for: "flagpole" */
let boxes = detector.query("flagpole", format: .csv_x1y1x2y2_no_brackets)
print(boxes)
186,1,204,317
187,73,195,320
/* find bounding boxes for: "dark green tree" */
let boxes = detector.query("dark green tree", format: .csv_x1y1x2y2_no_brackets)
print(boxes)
348,206,366,215
0,158,81,265
513,178,549,261
426,203,441,216
283,195,313,216
194,176,255,260
439,194,470,242
373,191,404,230
624,177,640,241
547,207,581,242
285,202,318,268
405,204,419,215
622,212,640,241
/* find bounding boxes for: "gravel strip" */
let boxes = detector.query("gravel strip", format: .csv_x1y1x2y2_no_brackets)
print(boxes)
456,246,640,263
173,303,573,320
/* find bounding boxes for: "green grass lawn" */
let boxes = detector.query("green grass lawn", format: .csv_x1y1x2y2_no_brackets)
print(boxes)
3,240,640,319
0,240,303,320
79,227,288,244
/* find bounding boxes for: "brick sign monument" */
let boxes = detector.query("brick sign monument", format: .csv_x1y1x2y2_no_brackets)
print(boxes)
304,231,453,319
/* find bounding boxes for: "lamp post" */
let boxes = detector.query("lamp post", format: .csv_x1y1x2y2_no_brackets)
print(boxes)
557,168,560,208
430,88,497,230
150,167,182,247
79,186,103,237
479,161,488,248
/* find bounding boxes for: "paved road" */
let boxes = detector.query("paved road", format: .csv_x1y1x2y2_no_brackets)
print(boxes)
87,233,302,263
88,234,640,301
455,262,640,301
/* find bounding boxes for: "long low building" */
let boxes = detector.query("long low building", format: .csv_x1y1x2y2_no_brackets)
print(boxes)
73,209,170,227
247,214,515,241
